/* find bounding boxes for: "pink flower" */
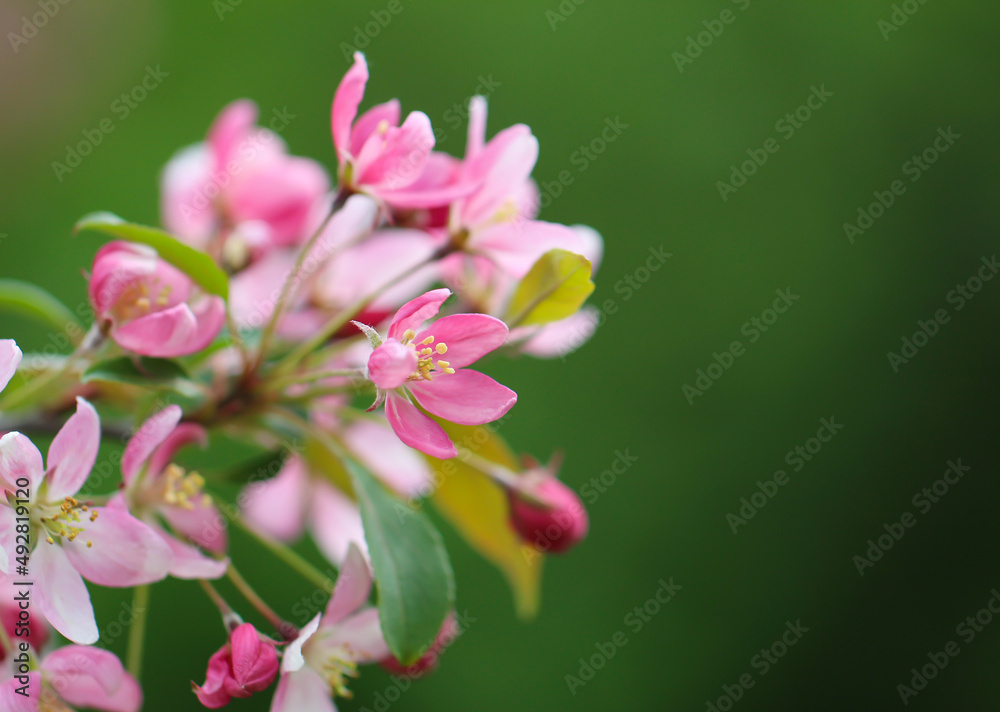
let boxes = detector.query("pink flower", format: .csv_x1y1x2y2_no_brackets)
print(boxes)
0,397,172,644
194,623,279,708
439,96,587,278
271,544,390,711
358,288,516,459
0,645,142,712
508,464,588,554
88,241,226,358
0,339,20,394
119,405,229,580
161,99,330,259
380,612,460,677
331,53,471,209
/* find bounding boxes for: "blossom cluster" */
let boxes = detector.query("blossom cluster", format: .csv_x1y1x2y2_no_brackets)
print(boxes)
0,53,596,711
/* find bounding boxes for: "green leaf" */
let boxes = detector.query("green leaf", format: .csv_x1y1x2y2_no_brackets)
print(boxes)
0,280,83,338
82,356,199,396
75,212,229,299
505,249,594,327
350,460,455,664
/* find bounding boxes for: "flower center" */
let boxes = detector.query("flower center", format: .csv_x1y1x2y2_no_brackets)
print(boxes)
155,463,211,510
112,279,173,322
400,330,456,382
37,496,98,548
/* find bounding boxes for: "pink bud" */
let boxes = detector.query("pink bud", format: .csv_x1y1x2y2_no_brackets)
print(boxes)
0,603,48,660
508,472,588,554
368,339,417,390
193,623,279,709
381,612,460,677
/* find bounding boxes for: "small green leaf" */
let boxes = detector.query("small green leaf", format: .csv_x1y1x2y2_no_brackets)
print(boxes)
505,249,594,327
75,212,229,299
350,460,455,664
0,280,83,338
82,356,198,395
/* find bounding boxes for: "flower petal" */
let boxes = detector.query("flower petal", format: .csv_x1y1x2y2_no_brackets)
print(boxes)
385,392,457,459
281,614,322,675
388,288,451,341
159,527,228,580
43,646,131,710
271,667,335,712
160,495,228,554
0,672,40,711
323,543,373,626
309,483,366,568
342,419,431,498
122,405,182,485
471,219,585,278
0,506,12,574
0,432,45,496
355,111,435,191
32,542,99,644
465,96,488,162
62,507,172,587
208,99,258,171
146,422,207,478
332,52,369,158
45,397,100,502
0,339,22,393
368,340,417,390
241,456,309,542
414,313,508,369
323,606,390,664
350,99,401,157
112,303,198,357
409,369,517,426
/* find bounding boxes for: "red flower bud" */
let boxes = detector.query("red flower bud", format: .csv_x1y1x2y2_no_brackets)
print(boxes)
509,471,588,553
194,623,279,708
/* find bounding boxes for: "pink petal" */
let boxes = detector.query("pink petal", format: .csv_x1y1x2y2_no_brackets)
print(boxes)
350,99,401,157
227,157,330,246
122,405,182,485
160,144,215,246
241,456,309,542
367,340,417,390
343,419,431,498
0,339,22,393
385,392,457,459
32,542,98,644
465,96,488,161
187,296,227,353
281,614,321,674
0,506,12,574
0,432,44,496
332,52,369,158
271,667,335,712
323,543,372,625
208,99,258,171
471,220,586,278
160,495,229,554
414,313,508,369
323,606,390,664
159,527,228,579
62,507,172,587
112,303,198,357
355,111,435,191
88,242,158,316
409,369,517,426
43,646,139,712
229,249,297,329
572,224,604,272
459,124,538,228
388,288,451,341
0,672,40,711
518,305,599,358
92,675,142,712
45,397,100,502
147,422,207,478
309,483,366,568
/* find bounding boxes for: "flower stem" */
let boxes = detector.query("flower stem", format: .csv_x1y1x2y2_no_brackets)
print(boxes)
126,584,150,681
264,368,365,392
0,325,101,412
198,579,241,631
226,565,297,640
231,516,333,594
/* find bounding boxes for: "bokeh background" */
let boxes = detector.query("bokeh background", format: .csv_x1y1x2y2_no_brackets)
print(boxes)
3,1,1000,710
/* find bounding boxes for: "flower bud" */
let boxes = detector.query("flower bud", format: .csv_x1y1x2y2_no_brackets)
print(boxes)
193,623,279,708
508,471,588,554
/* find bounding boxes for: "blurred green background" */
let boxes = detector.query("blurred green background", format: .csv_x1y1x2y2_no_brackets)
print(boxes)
3,0,1000,710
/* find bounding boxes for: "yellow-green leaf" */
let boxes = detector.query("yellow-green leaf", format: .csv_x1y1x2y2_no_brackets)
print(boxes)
505,249,594,327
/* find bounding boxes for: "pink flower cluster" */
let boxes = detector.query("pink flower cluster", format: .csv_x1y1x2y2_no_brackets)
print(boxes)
0,51,595,711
